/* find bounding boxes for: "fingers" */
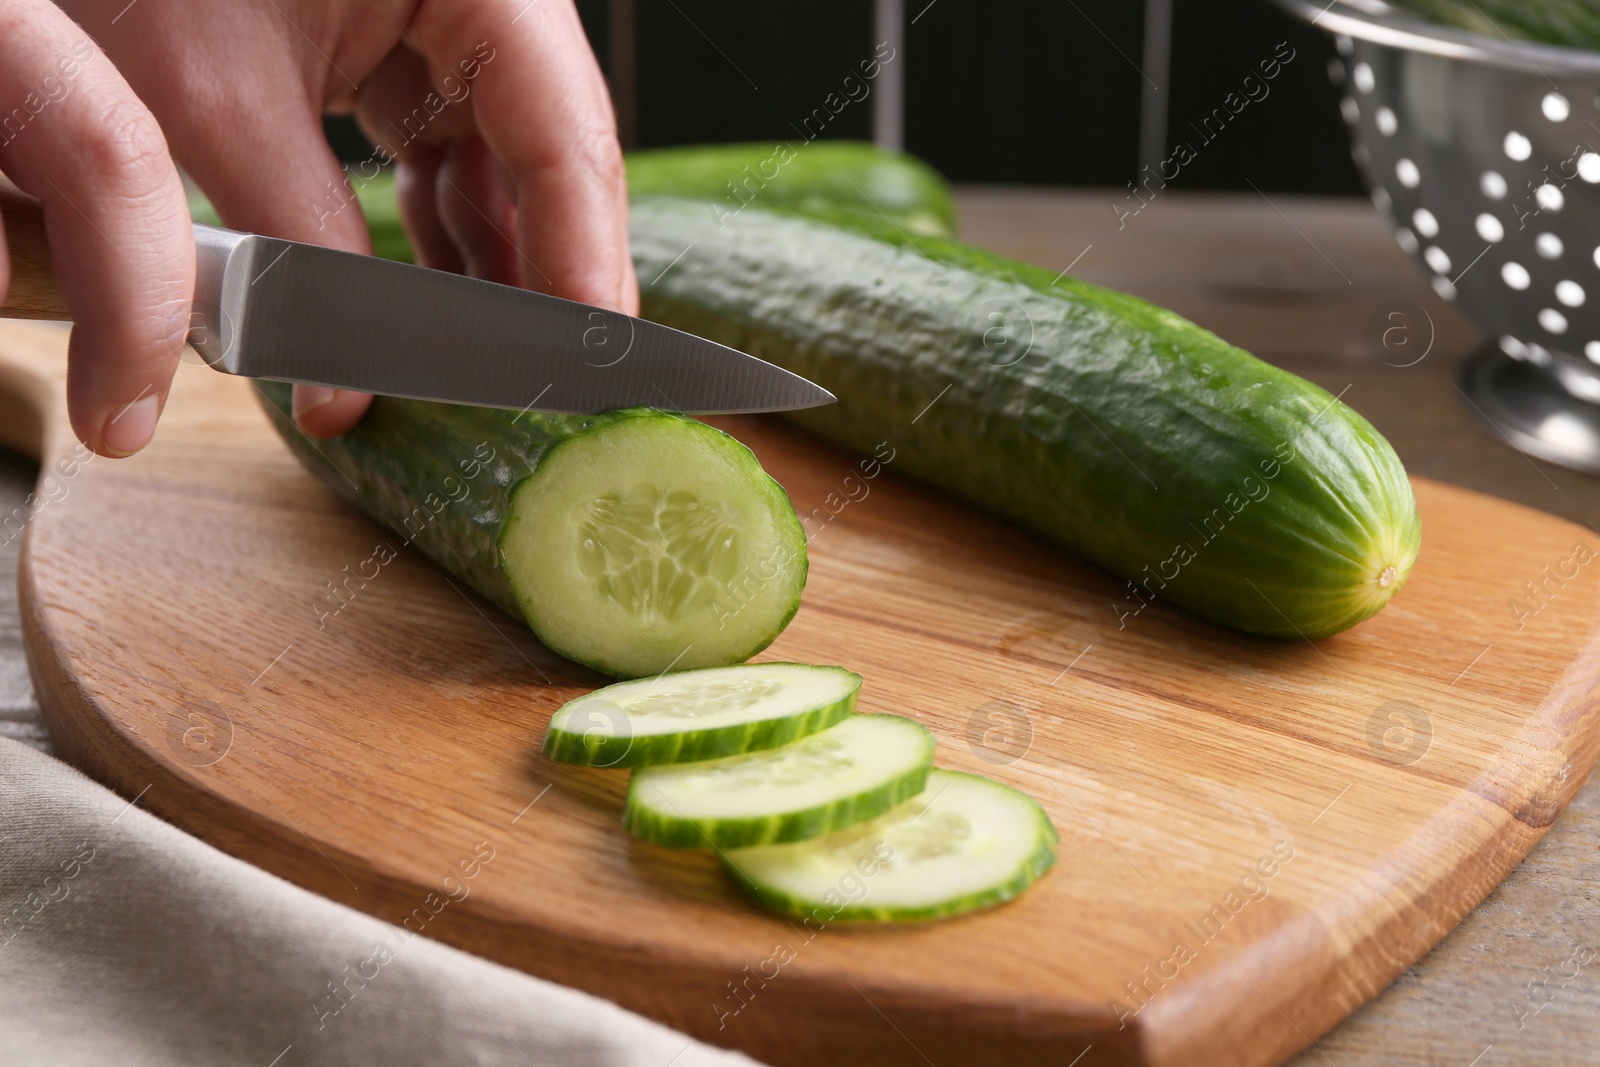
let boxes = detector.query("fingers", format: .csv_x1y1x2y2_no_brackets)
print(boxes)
287,383,372,437
0,1,193,457
76,2,384,439
355,44,465,273
620,241,639,317
410,0,636,313
354,46,521,284
200,92,382,437
395,148,465,274
153,59,377,437
437,137,521,283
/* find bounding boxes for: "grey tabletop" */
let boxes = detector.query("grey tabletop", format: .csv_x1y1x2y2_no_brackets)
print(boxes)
1,188,1594,1066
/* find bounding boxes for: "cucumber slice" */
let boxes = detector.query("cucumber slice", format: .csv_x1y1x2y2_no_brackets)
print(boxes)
724,770,1057,922
499,414,807,678
542,663,860,768
625,714,934,849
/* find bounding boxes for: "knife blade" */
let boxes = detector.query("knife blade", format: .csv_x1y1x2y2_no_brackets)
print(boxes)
0,173,834,414
186,225,834,414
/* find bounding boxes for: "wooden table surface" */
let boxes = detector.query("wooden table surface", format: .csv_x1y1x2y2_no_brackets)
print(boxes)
953,187,1599,1066
0,188,1594,1065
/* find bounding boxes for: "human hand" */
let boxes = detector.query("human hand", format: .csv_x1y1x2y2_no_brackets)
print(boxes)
1,0,634,454
0,0,193,456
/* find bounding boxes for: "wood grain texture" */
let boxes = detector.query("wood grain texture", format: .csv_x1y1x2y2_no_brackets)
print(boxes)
0,179,68,321
5,191,1600,1065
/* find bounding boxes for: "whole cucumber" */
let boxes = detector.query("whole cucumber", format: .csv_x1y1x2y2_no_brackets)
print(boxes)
630,197,1420,639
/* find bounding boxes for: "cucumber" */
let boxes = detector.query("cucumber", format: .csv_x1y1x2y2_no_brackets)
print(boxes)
542,662,858,767
625,141,955,237
630,198,1421,639
624,714,934,848
188,140,953,261
725,769,1057,922
255,386,807,678
1385,0,1600,50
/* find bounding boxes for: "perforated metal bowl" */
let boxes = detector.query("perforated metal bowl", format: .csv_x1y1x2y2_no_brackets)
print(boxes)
1276,0,1600,472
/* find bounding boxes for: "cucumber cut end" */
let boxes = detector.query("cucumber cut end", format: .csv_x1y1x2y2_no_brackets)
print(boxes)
543,662,860,767
724,769,1058,923
500,412,807,678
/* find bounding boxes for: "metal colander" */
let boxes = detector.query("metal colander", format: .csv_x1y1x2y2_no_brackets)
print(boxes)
1277,0,1600,472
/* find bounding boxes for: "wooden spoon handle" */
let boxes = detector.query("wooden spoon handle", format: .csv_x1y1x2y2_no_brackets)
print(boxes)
0,178,68,321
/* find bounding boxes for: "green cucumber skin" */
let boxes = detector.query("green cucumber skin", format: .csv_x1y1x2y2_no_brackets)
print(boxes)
255,380,605,621
626,141,955,237
192,140,953,263
1387,0,1600,50
631,197,1421,639
724,772,1060,923
540,687,857,768
625,761,930,850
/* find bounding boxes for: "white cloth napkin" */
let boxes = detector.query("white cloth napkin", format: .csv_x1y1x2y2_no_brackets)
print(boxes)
0,736,761,1067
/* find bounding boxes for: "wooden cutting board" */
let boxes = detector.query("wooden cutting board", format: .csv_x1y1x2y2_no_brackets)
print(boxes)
5,318,1599,1067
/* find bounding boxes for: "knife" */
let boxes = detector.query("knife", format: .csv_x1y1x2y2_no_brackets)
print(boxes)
0,180,833,414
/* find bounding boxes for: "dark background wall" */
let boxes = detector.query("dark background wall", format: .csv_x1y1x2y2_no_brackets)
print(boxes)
327,0,1365,195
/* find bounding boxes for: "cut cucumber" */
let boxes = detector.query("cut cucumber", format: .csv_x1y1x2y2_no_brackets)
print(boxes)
625,714,934,848
500,416,806,678
724,770,1057,922
542,662,859,767
256,389,807,678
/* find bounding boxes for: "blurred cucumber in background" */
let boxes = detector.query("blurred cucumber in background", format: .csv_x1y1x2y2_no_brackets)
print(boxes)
187,140,955,263
187,168,414,263
1386,0,1600,50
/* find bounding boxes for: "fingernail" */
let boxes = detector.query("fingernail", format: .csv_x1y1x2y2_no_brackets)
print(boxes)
101,394,160,457
293,386,338,421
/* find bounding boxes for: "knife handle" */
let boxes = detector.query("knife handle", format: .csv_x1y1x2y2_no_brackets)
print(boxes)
0,178,68,321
